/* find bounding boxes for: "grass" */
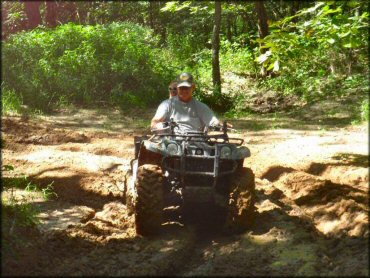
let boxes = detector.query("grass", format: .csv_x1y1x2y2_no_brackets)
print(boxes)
1,87,22,115
2,164,58,259
331,153,369,167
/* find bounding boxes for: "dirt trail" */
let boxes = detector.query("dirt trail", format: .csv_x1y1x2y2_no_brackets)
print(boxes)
2,111,368,276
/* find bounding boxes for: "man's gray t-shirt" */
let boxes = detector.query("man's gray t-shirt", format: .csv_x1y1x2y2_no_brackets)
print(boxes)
153,96,219,133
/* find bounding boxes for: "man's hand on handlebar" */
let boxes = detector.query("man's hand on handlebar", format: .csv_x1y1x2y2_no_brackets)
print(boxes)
208,121,237,133
151,120,179,133
151,122,163,129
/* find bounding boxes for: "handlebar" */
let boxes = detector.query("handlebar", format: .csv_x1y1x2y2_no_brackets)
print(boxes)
152,119,237,135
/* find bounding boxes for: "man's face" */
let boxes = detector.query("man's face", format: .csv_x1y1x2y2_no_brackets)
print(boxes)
177,85,194,103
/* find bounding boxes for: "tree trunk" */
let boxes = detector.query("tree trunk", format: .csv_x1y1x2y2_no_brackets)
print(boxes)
212,1,222,95
148,1,155,29
45,1,57,27
290,1,300,22
255,1,269,41
255,1,269,76
75,2,87,24
24,1,42,29
66,2,78,23
2,4,8,39
158,1,167,45
226,14,232,42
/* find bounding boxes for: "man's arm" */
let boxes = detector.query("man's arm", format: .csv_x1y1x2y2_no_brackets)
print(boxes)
151,100,169,129
151,116,166,129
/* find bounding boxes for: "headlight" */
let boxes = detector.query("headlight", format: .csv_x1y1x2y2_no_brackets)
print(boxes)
236,146,251,158
195,148,203,155
166,143,179,155
220,146,232,158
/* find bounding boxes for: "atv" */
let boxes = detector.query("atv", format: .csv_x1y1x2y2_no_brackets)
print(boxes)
125,119,255,236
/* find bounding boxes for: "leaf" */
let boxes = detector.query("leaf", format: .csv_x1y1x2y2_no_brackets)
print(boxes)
347,1,360,8
323,7,342,16
339,31,351,38
327,38,336,44
273,60,280,72
267,62,275,71
160,2,181,12
299,2,326,16
255,51,272,64
3,165,14,171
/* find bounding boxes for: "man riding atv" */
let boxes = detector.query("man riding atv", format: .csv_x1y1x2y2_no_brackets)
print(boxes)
126,73,256,236
151,72,227,133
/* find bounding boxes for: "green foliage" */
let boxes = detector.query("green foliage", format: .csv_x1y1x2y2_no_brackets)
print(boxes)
257,2,368,68
2,202,40,228
2,200,40,260
1,84,23,115
2,164,42,258
230,1,369,115
2,1,368,119
360,99,369,121
2,163,58,201
220,40,256,75
2,22,173,112
1,1,28,39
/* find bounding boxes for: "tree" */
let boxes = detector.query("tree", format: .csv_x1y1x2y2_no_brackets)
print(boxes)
45,1,57,27
24,1,42,29
23,1,60,29
255,1,269,39
1,3,8,39
255,1,269,76
212,1,222,95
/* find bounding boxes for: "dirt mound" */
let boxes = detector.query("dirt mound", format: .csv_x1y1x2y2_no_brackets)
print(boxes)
274,171,368,237
18,131,90,145
2,117,43,134
261,165,296,181
306,162,369,190
242,90,303,113
2,117,91,145
68,202,135,243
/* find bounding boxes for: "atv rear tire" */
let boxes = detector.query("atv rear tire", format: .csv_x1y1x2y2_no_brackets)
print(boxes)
134,164,164,236
223,167,256,234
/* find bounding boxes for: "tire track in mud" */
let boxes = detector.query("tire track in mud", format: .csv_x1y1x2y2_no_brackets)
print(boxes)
2,116,368,276
167,162,368,276
5,162,368,276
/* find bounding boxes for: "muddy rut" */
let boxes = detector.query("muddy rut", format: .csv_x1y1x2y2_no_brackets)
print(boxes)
2,113,368,276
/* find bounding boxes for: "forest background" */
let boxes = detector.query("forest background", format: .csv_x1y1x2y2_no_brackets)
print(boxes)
1,0,369,122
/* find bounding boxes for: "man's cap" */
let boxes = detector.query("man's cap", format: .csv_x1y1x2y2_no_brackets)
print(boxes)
176,72,194,87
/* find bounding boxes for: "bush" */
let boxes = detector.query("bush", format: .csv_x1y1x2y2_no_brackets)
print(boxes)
361,99,369,121
1,85,22,115
2,22,174,112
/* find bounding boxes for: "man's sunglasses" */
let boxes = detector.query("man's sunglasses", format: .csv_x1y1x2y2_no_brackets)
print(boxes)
168,87,177,91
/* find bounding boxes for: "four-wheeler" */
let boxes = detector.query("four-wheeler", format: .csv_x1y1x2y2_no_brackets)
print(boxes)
125,120,255,236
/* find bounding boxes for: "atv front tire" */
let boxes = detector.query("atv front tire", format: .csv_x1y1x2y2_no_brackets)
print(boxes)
223,167,256,234
134,164,164,236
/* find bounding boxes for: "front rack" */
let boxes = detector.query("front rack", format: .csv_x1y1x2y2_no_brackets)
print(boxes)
150,133,244,146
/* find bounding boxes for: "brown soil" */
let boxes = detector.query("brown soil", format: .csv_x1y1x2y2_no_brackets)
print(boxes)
1,110,368,276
